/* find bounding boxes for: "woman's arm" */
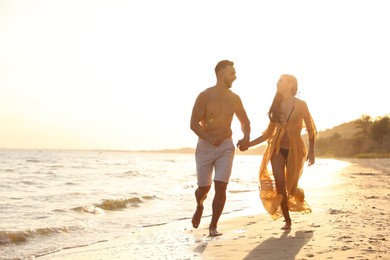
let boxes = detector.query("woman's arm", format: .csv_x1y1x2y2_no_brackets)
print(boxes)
239,121,276,151
302,101,317,166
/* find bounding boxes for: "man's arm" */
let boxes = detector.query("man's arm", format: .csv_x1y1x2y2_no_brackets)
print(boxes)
235,96,251,148
190,93,218,145
190,93,207,139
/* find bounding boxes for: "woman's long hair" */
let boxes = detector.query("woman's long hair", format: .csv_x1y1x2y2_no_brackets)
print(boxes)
268,74,298,123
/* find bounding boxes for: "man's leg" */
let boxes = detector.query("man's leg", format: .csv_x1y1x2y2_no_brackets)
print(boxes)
192,185,211,228
209,139,234,236
209,181,227,236
271,152,291,229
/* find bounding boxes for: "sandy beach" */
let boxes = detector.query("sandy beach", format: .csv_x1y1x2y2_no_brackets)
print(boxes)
41,159,390,260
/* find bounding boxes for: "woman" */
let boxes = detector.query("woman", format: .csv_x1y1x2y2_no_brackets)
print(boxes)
239,74,317,229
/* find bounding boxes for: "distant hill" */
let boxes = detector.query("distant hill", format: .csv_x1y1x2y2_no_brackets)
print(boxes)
315,115,390,157
146,115,389,157
317,120,359,139
143,122,357,155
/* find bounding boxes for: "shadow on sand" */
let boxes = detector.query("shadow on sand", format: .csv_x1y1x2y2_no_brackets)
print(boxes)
193,241,208,254
244,229,313,260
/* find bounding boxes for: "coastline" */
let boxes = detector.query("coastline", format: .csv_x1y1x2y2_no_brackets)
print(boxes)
40,158,390,259
197,158,390,259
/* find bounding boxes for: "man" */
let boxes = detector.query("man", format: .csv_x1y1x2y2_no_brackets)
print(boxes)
190,60,251,236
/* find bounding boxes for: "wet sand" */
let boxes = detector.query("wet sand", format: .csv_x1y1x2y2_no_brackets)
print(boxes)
42,159,390,259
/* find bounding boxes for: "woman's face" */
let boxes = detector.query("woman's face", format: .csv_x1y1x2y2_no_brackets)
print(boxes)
276,76,291,95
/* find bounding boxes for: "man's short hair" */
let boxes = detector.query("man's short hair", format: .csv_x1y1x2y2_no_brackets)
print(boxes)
215,60,234,75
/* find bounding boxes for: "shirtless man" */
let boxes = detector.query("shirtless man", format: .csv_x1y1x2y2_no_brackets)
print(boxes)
190,60,251,236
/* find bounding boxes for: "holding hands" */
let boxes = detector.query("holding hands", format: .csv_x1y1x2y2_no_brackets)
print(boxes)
236,138,250,152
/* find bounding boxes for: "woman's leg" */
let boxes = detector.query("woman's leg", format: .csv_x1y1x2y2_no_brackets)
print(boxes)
271,152,291,229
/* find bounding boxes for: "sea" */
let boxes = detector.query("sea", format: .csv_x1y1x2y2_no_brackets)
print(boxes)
1,149,387,259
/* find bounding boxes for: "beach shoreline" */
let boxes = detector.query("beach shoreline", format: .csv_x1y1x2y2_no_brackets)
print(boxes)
40,158,390,259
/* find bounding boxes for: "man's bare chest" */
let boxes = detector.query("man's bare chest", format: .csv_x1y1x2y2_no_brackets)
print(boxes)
205,98,235,116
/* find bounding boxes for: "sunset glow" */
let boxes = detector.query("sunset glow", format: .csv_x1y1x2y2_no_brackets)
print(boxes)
1,0,389,150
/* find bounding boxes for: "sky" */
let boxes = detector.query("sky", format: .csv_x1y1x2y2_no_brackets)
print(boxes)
0,0,389,151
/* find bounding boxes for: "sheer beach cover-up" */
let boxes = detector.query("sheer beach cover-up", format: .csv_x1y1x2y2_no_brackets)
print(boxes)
259,98,317,220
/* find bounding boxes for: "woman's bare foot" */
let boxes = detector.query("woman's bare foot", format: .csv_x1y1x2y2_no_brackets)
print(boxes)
281,220,292,230
191,205,204,228
209,227,222,237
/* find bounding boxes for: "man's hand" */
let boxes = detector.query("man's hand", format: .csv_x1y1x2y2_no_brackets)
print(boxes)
237,138,250,151
209,136,224,147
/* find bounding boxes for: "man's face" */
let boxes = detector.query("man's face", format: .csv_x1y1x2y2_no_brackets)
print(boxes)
223,66,237,88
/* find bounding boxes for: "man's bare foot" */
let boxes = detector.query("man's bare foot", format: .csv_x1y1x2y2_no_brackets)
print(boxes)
281,220,292,230
191,205,204,228
209,228,222,237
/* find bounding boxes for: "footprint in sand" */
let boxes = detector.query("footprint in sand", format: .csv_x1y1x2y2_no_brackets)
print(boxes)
327,208,353,215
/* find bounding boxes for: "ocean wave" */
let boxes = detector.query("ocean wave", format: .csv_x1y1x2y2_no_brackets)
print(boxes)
95,197,141,210
0,226,83,245
120,170,142,177
26,159,40,163
141,195,156,200
49,165,64,169
71,205,105,214
34,239,109,258
72,196,157,213
21,180,36,185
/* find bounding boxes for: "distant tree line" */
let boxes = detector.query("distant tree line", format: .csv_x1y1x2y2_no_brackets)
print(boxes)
315,115,390,157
